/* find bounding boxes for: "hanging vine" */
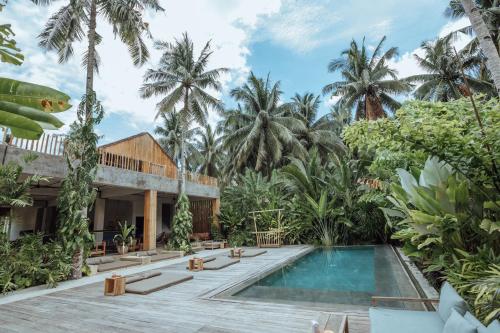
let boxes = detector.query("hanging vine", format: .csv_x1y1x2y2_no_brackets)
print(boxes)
57,93,103,279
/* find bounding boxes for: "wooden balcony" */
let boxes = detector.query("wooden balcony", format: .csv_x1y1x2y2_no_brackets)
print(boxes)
1,132,218,188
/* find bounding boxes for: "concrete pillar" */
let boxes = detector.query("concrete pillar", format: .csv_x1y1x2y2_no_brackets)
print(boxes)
93,198,105,242
144,190,157,250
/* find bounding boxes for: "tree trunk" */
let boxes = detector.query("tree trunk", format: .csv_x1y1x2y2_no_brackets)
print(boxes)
461,0,500,94
179,90,189,194
85,0,98,120
365,94,385,120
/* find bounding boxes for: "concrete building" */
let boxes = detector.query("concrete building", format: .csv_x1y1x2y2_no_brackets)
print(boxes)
1,132,220,251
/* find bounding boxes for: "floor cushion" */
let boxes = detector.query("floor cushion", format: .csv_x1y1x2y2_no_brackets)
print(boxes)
369,308,444,333
125,273,193,295
443,309,477,333
203,257,240,270
97,260,140,272
438,282,468,321
464,312,486,331
125,270,161,284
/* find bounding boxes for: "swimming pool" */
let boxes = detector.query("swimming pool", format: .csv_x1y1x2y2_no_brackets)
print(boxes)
222,246,421,310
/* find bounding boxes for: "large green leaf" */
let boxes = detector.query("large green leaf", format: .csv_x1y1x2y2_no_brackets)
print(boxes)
0,110,43,139
0,77,71,113
0,101,63,129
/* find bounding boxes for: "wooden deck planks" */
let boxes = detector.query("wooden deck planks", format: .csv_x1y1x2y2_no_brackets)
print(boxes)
0,246,370,333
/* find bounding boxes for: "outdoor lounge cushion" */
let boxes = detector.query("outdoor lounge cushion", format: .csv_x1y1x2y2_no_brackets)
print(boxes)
203,257,239,270
97,260,140,272
369,308,444,333
125,273,193,295
465,312,487,331
438,282,468,321
443,309,477,333
479,320,500,333
150,252,179,262
229,249,267,258
125,270,161,284
86,256,114,265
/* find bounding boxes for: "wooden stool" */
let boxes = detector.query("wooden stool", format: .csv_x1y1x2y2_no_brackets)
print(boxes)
188,258,204,271
104,275,125,296
230,248,243,258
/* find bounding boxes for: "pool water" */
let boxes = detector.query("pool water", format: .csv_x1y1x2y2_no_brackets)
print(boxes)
230,246,419,309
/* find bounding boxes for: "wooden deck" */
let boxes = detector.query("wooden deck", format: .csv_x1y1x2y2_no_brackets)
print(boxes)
0,246,370,333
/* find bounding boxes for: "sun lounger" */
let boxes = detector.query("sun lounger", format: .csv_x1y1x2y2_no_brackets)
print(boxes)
125,272,193,295
134,250,182,262
203,257,240,270
125,270,161,284
229,249,267,258
86,256,140,272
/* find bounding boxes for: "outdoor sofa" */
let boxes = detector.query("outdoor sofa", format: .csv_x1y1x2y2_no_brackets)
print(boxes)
369,282,500,333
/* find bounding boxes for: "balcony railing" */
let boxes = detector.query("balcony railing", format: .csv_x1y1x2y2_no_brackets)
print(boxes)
1,131,218,187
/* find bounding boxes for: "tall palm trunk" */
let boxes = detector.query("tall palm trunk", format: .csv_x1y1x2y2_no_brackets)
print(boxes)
179,90,189,194
460,0,500,94
71,0,96,280
365,94,385,120
85,0,98,120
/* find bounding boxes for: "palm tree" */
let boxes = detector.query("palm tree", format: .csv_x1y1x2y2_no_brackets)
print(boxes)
322,36,412,120
455,0,500,93
221,73,306,177
154,111,198,167
35,0,164,117
405,35,495,101
290,93,344,157
193,124,221,177
140,33,227,193
329,103,352,137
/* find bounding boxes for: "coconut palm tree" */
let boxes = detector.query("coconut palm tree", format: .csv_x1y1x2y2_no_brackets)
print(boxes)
289,93,344,157
140,33,227,193
193,124,221,177
329,103,352,137
458,0,500,93
221,72,306,177
154,111,198,168
35,0,164,117
405,35,495,101
445,0,500,93
322,36,412,120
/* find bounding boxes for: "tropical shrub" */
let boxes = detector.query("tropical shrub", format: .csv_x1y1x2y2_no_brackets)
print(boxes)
168,194,193,253
219,170,283,245
383,157,499,322
0,233,71,293
344,97,500,191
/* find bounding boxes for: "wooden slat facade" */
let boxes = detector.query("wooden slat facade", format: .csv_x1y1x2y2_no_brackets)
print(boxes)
190,200,213,233
99,133,177,179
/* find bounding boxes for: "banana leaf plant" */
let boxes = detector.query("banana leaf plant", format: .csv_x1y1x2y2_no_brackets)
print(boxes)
0,78,71,139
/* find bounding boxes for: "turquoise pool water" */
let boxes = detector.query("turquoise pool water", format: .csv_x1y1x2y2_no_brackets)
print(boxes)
231,246,418,308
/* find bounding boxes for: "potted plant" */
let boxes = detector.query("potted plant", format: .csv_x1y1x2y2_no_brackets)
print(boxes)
113,221,135,255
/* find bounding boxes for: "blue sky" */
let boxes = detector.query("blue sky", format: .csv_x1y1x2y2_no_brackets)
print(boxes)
2,0,469,144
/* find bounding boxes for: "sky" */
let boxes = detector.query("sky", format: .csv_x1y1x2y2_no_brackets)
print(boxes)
2,0,471,144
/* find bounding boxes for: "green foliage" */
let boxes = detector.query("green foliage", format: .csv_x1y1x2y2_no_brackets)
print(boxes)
0,23,23,65
0,233,71,293
168,194,193,253
344,97,500,191
219,170,282,245
384,157,499,322
446,248,500,324
113,221,135,246
0,78,70,139
57,93,103,278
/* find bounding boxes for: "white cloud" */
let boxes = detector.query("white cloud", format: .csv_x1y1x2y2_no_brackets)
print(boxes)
368,19,393,40
3,0,282,134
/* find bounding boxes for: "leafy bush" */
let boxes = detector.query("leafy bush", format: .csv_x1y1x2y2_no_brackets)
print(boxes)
219,170,282,245
344,97,500,190
168,194,193,253
0,233,71,293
